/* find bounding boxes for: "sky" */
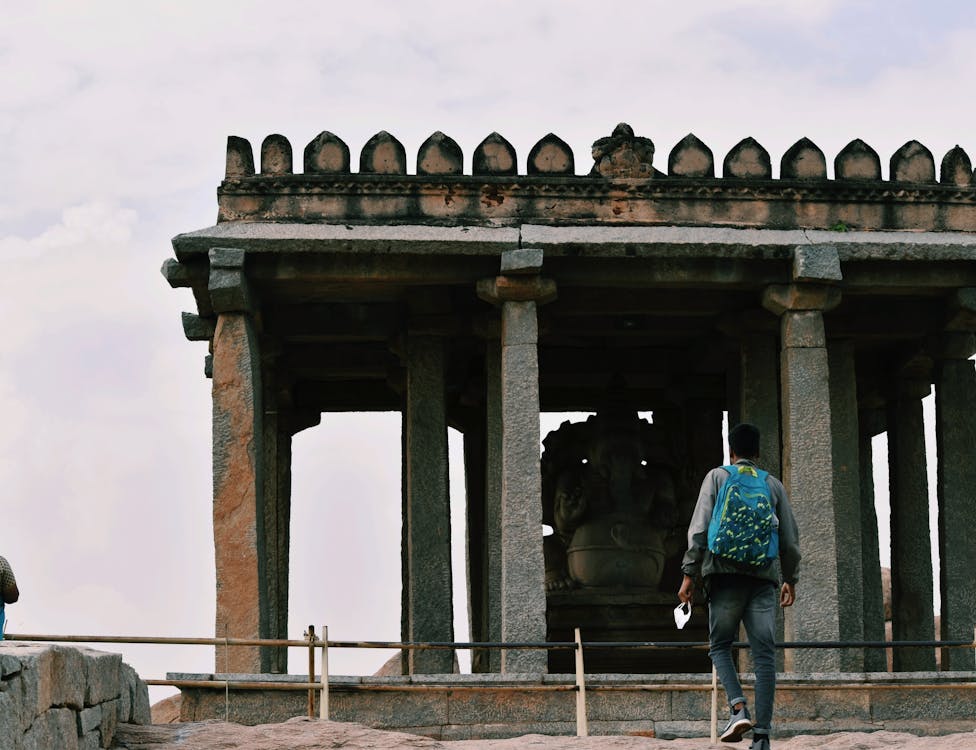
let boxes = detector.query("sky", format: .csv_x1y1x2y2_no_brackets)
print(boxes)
1,0,973,699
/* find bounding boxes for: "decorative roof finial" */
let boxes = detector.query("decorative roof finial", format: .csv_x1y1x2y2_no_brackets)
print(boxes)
590,123,658,178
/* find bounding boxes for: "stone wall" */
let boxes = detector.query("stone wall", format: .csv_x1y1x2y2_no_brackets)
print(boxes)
173,671,976,740
0,643,151,750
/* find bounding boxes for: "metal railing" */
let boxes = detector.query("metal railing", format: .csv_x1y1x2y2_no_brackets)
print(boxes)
6,628,976,741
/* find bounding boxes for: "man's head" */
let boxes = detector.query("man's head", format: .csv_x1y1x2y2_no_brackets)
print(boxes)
728,422,760,460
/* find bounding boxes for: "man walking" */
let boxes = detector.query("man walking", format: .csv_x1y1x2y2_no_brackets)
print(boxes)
678,423,800,749
0,555,19,640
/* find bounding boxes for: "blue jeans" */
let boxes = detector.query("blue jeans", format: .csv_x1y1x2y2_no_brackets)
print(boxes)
708,575,777,733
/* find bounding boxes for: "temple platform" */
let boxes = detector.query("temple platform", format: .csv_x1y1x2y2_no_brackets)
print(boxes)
171,671,976,740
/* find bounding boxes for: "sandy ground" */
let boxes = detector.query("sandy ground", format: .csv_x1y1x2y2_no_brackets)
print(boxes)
114,717,976,749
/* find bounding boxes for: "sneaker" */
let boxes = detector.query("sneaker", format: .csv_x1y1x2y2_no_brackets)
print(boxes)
720,704,754,742
749,733,770,750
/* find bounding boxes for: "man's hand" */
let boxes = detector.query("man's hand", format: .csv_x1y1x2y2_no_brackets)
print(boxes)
780,582,795,608
678,575,695,605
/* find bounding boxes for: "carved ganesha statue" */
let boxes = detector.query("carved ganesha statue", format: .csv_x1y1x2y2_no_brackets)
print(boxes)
541,403,685,592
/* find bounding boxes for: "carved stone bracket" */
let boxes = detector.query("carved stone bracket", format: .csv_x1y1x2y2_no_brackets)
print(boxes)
762,284,842,315
208,247,252,314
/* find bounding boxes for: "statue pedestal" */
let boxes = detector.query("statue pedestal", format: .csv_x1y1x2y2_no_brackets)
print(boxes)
546,589,712,674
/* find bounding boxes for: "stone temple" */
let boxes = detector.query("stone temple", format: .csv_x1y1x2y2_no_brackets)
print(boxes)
163,124,976,735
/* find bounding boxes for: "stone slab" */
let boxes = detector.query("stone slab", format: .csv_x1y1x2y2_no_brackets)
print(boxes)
174,223,976,262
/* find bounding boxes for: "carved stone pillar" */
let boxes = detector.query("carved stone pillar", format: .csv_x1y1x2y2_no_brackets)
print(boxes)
209,247,264,673
737,323,782,478
858,407,888,672
827,340,865,671
262,404,320,673
481,341,504,672
887,377,936,672
762,245,842,671
403,333,454,673
478,249,556,673
934,330,976,671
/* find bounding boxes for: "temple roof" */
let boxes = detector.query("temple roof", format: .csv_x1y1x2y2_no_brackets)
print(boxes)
209,124,976,232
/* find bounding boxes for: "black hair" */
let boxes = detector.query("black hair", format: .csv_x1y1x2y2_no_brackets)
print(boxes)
729,422,760,459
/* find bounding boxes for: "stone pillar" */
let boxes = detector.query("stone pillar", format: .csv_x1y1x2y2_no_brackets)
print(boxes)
403,334,454,673
762,244,843,671
934,332,976,671
208,248,264,673
262,406,320,673
477,249,556,673
463,418,488,673
827,340,865,671
858,407,888,672
738,330,781,477
483,342,504,672
887,378,936,671
260,400,289,675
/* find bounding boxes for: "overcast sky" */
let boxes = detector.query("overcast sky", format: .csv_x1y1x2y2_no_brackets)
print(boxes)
1,1,972,696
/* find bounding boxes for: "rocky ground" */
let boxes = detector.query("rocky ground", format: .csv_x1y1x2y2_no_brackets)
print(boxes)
114,718,976,749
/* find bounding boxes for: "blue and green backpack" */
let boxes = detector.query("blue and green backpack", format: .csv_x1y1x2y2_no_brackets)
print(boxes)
707,464,779,568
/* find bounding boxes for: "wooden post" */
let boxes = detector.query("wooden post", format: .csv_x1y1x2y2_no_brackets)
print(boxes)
320,625,330,720
306,625,316,717
574,628,588,737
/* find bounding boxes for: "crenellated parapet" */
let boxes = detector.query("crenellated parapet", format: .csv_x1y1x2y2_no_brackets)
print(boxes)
216,123,976,231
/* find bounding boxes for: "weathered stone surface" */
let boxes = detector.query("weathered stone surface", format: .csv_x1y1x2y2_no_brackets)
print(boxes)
417,132,463,176
212,313,264,673
225,135,254,178
499,301,547,672
499,248,543,275
935,356,976,670
477,276,557,305
590,123,656,178
99,698,118,747
23,707,78,750
404,335,455,674
780,322,841,670
77,704,101,735
120,662,151,725
484,344,503,674
208,246,252,314
762,284,840,315
887,392,937,671
828,341,865,671
528,133,574,175
0,686,21,748
738,333,781,477
473,133,517,176
784,310,827,351
835,139,882,181
668,133,714,178
112,717,976,748
360,131,407,175
304,131,350,174
858,423,888,672
891,140,936,184
181,311,214,341
940,146,973,187
260,134,293,175
723,137,771,179
793,244,842,282
50,645,87,710
781,137,827,180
